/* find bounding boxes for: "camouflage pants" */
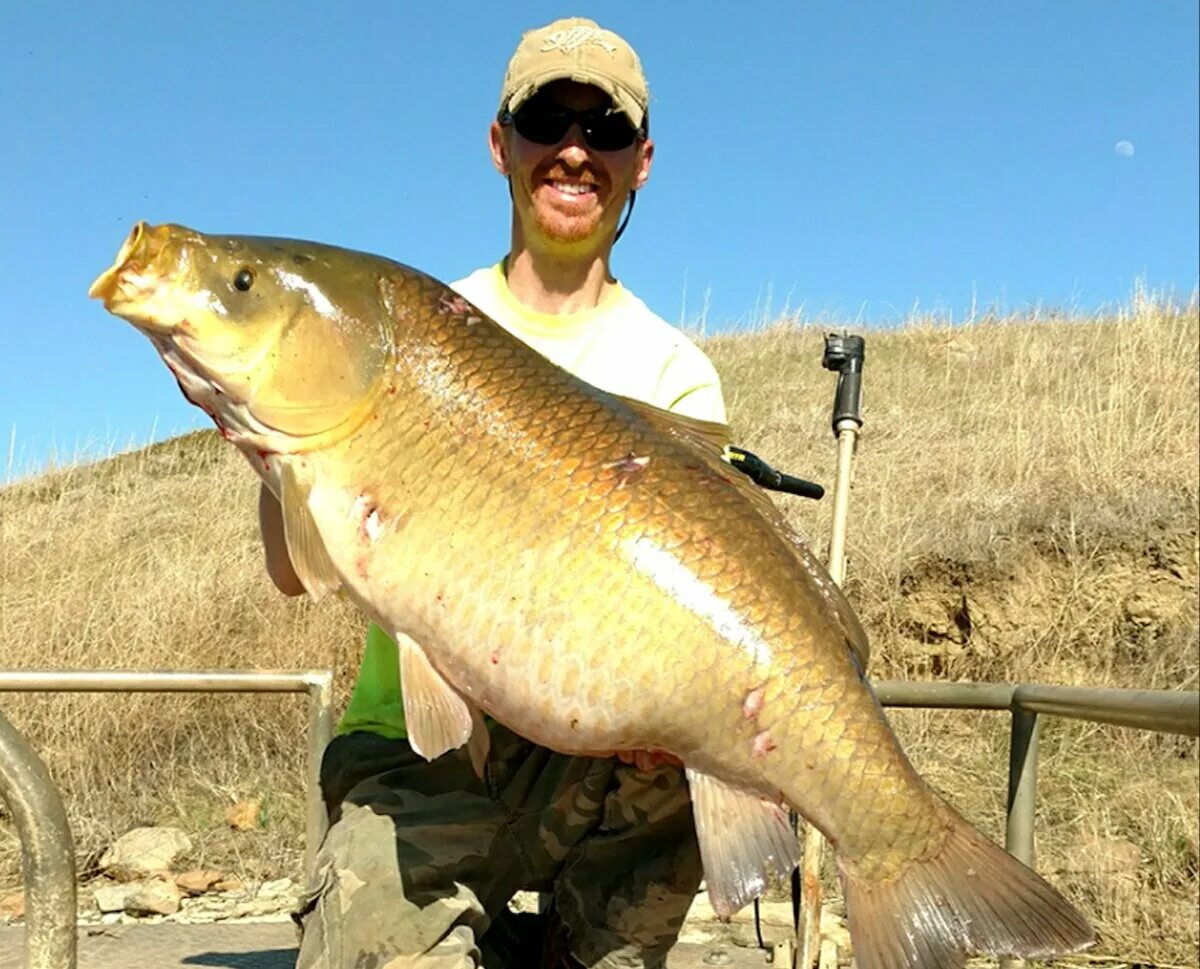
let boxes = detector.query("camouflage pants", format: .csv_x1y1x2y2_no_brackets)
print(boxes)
294,726,702,969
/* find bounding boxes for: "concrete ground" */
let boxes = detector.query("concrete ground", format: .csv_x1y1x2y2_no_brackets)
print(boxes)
0,921,779,969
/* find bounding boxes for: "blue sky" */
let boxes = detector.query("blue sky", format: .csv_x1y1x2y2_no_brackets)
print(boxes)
1,1,1196,476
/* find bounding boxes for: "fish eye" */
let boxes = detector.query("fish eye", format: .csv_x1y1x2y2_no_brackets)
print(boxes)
233,267,255,292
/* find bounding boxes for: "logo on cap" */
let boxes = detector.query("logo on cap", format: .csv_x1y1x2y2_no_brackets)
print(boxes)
540,26,618,56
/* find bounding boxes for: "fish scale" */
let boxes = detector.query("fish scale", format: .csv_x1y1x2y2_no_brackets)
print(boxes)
91,222,1095,968
305,270,945,864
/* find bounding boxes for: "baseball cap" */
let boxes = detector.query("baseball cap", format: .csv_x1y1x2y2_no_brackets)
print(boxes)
498,17,649,131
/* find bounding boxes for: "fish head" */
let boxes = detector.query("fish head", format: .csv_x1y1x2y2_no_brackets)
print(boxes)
90,221,392,450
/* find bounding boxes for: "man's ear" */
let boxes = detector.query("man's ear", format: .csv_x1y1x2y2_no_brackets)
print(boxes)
488,120,509,176
633,137,655,191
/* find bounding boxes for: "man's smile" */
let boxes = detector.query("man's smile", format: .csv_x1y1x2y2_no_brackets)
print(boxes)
542,178,600,205
548,180,596,197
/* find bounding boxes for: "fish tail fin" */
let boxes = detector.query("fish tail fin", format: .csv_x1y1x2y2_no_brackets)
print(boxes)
840,801,1095,969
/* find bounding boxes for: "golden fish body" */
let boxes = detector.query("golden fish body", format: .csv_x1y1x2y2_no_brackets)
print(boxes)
92,223,1093,968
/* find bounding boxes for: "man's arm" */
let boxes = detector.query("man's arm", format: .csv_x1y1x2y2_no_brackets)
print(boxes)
258,482,306,596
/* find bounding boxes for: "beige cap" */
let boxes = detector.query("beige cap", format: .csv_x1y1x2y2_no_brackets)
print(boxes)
498,17,649,130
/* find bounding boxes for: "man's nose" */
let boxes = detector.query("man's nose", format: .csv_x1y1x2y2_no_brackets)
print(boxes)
557,124,590,161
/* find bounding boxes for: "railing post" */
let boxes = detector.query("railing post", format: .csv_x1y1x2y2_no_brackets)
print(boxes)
1006,707,1040,864
305,672,334,880
0,708,77,969
1001,707,1041,969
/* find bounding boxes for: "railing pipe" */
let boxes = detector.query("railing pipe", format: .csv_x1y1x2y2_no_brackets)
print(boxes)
874,680,1015,710
1013,684,1199,736
0,708,77,969
0,670,327,695
872,680,1199,736
0,669,335,874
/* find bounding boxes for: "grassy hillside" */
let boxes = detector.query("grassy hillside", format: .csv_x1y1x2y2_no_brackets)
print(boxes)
1,293,1197,961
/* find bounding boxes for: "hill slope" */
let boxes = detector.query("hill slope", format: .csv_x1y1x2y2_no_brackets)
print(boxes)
2,295,1197,959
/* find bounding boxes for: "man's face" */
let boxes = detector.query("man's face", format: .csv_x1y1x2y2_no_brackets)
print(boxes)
489,80,654,249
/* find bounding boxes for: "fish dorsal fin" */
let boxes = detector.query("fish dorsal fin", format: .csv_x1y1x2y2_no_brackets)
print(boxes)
685,768,799,917
615,395,732,455
620,397,870,671
784,533,871,673
279,465,341,602
396,632,474,761
616,395,790,525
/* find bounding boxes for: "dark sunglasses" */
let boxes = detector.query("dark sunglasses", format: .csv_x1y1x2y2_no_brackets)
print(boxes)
502,98,645,152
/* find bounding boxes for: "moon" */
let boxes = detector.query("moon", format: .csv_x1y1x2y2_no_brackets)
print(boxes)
1114,140,1135,158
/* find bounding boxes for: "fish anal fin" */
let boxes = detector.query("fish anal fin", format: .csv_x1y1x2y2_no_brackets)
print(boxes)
685,768,799,917
841,800,1095,969
396,633,473,761
279,465,340,601
466,704,490,780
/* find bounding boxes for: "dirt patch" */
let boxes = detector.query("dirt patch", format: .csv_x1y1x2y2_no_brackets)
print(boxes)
874,526,1198,687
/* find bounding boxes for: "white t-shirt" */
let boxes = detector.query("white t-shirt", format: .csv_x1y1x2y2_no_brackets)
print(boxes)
452,262,726,424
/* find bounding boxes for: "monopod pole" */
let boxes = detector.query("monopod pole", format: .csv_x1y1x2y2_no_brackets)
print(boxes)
796,332,865,969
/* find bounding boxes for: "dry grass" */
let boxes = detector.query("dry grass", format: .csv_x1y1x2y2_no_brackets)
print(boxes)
1,291,1197,961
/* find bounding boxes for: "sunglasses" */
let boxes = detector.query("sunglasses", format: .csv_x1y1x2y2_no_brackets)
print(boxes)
503,98,645,152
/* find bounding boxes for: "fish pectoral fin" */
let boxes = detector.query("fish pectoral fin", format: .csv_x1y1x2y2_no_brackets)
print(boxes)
685,768,799,917
279,465,341,602
396,632,474,761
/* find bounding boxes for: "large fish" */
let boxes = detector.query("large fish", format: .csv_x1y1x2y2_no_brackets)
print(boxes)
90,222,1093,968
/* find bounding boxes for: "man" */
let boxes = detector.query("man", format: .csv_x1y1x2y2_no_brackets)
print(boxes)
261,17,727,968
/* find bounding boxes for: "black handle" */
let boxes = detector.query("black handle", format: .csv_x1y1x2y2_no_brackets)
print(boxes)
822,332,865,432
726,446,825,500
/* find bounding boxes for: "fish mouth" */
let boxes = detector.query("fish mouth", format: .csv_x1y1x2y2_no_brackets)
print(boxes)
88,221,176,322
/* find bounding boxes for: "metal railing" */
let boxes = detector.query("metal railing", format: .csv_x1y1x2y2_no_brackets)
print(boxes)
0,709,76,969
784,680,1200,969
0,669,334,969
1,671,1196,969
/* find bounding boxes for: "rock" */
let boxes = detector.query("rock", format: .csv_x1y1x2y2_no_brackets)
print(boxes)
93,882,141,914
257,877,293,898
233,897,290,917
173,894,236,923
507,890,541,914
1125,588,1170,628
213,878,245,893
125,878,185,917
175,869,224,896
0,891,24,921
1078,836,1141,875
100,827,192,880
226,798,262,831
819,906,852,948
1075,837,1142,908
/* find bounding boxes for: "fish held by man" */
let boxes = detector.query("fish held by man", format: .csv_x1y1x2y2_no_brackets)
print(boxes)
90,221,1095,969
